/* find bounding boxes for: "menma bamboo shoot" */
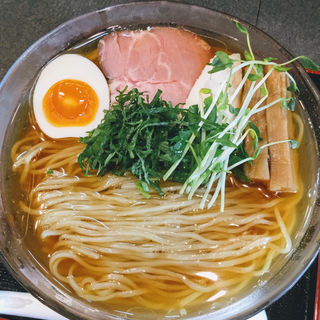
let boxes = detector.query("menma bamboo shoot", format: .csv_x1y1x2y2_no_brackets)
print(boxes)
243,67,270,182
265,65,297,193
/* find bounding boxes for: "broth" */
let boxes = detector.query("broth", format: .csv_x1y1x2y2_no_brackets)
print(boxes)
4,26,317,318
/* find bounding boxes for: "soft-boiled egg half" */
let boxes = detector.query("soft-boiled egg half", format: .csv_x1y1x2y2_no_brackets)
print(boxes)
33,54,109,139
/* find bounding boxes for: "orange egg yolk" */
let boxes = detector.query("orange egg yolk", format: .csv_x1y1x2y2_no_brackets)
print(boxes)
43,79,98,127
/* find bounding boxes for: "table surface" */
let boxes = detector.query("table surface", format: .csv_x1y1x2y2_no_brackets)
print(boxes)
0,1,319,320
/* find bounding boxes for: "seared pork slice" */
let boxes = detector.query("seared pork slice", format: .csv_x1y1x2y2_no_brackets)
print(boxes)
98,27,213,105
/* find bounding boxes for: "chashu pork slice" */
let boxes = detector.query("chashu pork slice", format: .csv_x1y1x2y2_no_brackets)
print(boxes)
98,27,213,106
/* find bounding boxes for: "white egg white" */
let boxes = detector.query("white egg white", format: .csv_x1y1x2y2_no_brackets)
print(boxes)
33,54,109,139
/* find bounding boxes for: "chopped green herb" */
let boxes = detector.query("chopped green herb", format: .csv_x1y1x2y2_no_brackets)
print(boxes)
78,88,231,197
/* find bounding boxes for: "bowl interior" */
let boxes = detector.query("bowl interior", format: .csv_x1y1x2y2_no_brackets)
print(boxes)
1,2,320,320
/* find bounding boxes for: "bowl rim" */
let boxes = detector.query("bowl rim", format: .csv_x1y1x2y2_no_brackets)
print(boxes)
1,2,320,320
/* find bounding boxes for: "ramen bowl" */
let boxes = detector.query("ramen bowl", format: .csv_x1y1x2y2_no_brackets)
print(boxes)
1,2,320,320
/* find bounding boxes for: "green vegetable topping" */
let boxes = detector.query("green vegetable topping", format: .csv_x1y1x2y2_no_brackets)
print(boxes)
78,87,248,198
78,88,186,195
78,21,318,209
